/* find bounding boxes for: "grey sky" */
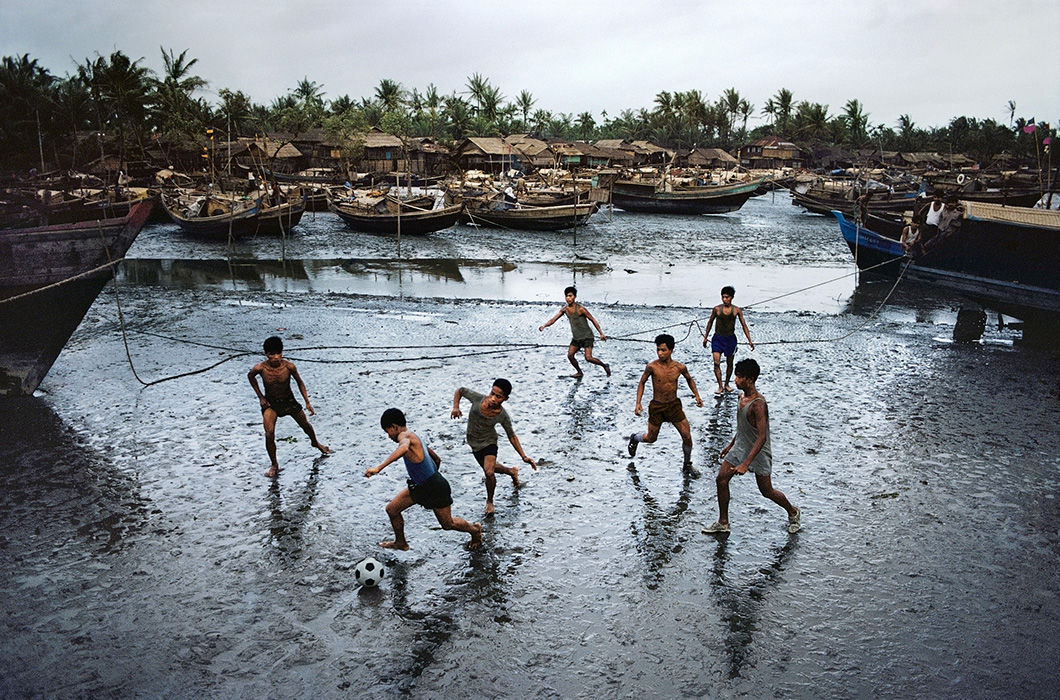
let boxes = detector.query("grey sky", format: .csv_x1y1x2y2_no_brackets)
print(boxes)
2,0,1057,132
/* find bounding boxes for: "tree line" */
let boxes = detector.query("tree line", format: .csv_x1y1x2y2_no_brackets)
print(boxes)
0,48,1052,174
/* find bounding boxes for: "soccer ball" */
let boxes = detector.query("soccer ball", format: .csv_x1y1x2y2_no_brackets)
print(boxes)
354,556,385,587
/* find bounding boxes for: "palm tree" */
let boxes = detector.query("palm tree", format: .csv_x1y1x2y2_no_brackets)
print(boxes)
516,90,535,130
843,98,869,147
151,48,208,139
0,54,54,168
293,77,325,108
79,51,155,171
1006,100,1016,127
761,97,777,130
576,111,596,140
773,88,794,135
375,78,404,112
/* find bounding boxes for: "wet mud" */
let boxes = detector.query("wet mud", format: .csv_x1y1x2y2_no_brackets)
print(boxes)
1,196,1058,697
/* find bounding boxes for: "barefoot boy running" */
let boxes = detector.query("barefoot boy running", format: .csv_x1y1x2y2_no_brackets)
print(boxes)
365,408,482,551
628,334,704,474
452,379,537,515
701,285,754,394
248,336,331,478
702,359,800,535
538,286,610,378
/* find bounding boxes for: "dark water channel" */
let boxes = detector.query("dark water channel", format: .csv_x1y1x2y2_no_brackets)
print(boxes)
1,196,1057,697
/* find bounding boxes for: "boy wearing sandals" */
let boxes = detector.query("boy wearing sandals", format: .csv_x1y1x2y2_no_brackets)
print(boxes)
702,359,801,535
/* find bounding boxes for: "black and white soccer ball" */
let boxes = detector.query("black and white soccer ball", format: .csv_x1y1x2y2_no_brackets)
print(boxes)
354,556,385,587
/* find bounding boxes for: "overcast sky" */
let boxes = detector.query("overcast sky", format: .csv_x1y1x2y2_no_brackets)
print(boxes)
2,0,1057,133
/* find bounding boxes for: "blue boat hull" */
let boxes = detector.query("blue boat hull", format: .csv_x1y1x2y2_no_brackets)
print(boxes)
834,210,1060,330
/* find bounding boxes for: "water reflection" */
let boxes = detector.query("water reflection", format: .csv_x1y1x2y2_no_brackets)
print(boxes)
0,398,147,557
710,536,798,679
264,457,326,562
625,461,695,588
118,257,609,300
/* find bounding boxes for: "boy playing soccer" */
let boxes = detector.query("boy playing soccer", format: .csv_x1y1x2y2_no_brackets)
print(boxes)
701,285,754,394
248,335,331,478
628,333,704,474
702,359,801,535
539,286,610,378
365,408,482,551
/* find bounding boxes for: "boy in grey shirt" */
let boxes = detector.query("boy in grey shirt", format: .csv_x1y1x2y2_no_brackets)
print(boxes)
451,378,537,515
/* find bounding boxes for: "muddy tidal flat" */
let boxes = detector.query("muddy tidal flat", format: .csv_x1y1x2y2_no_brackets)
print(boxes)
1,196,1058,698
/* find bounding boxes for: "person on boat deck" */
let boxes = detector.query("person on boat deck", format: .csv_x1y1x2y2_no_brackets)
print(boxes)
900,220,921,254
855,191,872,225
920,194,945,236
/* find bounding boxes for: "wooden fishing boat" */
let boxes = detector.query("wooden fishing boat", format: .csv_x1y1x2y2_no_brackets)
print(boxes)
329,192,463,235
834,202,1060,340
0,197,156,395
611,177,761,214
255,195,306,235
464,200,599,231
791,183,921,217
162,192,261,238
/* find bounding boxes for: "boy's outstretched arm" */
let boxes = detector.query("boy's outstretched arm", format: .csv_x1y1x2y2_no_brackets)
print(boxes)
682,366,704,407
289,363,315,415
737,308,755,350
634,366,650,415
582,308,607,340
507,433,537,470
450,388,465,418
248,366,267,407
538,308,565,332
365,434,410,477
702,307,718,346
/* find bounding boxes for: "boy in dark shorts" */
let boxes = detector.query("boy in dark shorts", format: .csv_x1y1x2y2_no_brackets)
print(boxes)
451,379,537,515
538,285,610,378
364,408,482,551
248,335,331,478
628,333,704,474
701,285,754,394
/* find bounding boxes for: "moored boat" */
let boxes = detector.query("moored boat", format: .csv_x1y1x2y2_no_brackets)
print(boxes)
162,192,261,238
611,177,761,214
0,197,156,395
463,200,599,231
834,202,1060,339
329,193,463,235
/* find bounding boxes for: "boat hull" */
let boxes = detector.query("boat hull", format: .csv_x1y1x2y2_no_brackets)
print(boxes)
465,202,599,231
330,203,463,235
162,196,261,238
0,198,156,395
834,208,1060,329
611,180,760,215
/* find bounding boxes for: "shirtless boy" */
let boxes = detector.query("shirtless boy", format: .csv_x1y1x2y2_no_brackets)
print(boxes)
451,379,537,515
364,408,482,551
628,333,704,474
247,336,330,478
538,286,610,378
701,285,754,394
702,359,800,535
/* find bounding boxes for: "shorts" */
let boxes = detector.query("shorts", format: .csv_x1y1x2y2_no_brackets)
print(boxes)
648,398,686,427
722,455,771,477
408,472,453,510
711,334,737,358
570,337,594,349
472,444,499,467
262,397,302,417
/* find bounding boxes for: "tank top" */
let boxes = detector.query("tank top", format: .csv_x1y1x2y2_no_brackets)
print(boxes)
715,306,737,336
729,397,771,471
925,202,944,227
402,441,437,486
565,306,592,340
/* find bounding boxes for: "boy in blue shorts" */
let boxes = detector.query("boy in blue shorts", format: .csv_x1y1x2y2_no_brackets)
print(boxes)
701,286,754,394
